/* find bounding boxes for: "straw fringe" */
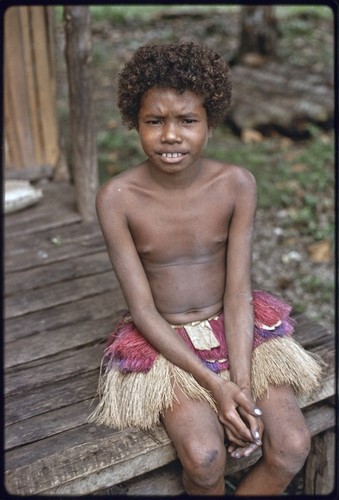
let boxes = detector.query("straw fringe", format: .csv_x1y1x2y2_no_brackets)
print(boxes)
88,336,325,430
251,336,325,399
88,356,174,430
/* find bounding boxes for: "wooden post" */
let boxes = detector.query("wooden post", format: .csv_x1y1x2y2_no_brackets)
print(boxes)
304,430,335,495
64,6,98,222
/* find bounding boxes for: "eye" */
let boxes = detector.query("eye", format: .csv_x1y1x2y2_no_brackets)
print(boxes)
146,119,162,125
183,118,198,124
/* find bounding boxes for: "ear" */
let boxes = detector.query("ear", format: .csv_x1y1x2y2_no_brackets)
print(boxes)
208,127,214,138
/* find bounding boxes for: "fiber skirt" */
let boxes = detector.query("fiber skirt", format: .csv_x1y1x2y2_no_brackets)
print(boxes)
89,290,324,430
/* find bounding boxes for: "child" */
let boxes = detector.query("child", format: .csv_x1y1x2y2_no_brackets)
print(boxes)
89,42,323,495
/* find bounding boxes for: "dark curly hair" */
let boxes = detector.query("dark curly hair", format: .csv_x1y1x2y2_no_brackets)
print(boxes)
118,42,232,129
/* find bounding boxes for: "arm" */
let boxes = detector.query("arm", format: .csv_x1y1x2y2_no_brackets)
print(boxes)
221,168,264,455
224,168,256,390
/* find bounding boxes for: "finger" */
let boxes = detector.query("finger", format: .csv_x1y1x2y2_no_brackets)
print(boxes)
225,427,247,448
238,408,263,445
220,408,254,443
231,442,260,459
236,391,262,417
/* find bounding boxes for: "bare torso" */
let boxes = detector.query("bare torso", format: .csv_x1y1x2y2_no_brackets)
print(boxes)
119,158,237,324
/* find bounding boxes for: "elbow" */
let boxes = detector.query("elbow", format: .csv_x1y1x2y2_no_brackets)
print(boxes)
129,303,158,329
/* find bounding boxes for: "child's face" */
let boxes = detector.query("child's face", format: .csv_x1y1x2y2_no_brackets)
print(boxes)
138,87,211,175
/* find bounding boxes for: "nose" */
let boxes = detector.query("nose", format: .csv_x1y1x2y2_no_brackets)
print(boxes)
161,122,182,143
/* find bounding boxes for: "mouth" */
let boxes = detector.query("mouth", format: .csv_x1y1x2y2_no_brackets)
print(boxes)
157,152,187,163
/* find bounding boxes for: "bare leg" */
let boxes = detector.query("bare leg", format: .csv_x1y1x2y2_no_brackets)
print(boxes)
235,385,311,496
162,385,226,496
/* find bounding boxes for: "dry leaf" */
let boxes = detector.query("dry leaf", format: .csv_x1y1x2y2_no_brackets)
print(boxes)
307,241,332,263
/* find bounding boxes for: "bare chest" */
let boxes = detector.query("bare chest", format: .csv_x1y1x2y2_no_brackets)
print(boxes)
127,193,232,265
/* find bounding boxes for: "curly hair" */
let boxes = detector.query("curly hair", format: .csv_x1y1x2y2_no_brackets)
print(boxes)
117,42,232,129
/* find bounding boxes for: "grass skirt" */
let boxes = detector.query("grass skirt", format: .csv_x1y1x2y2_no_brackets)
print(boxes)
88,291,324,430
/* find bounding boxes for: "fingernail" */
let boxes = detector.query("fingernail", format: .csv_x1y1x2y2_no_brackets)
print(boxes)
253,430,260,440
254,408,262,416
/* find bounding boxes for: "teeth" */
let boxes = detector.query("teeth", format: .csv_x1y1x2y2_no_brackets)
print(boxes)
161,152,182,158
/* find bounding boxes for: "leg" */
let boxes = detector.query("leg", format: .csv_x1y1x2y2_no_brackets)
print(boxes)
162,384,226,496
235,385,311,496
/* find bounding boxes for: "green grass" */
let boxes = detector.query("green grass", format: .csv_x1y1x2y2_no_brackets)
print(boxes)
204,125,334,241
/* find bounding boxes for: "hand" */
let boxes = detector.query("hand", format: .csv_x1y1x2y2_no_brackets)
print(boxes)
227,404,264,459
212,381,263,453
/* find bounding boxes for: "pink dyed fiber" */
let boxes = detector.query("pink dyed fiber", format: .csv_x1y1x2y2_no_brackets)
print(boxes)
104,291,295,373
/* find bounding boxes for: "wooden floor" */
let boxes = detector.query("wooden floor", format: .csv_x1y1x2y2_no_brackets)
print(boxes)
4,181,335,496
4,181,175,495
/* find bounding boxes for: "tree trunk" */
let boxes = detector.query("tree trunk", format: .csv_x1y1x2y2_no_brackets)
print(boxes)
236,6,279,63
64,6,98,222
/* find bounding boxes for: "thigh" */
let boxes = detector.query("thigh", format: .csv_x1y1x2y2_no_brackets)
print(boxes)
162,384,226,463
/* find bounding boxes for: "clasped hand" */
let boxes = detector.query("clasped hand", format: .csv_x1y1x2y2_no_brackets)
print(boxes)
213,381,264,459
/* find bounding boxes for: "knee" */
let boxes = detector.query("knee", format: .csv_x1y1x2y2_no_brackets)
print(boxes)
181,439,226,489
266,424,311,476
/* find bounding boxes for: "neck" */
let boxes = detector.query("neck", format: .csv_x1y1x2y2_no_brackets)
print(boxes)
146,158,204,190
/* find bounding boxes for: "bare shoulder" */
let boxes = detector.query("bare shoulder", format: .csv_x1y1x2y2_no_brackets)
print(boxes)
205,158,256,194
96,164,143,213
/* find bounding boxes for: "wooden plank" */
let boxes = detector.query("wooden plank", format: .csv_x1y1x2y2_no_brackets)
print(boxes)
5,270,118,319
5,370,99,426
4,182,78,236
5,343,103,396
4,8,35,168
5,399,92,450
5,289,125,340
5,221,104,273
5,427,174,495
4,315,113,369
31,6,59,167
4,309,121,368
5,401,335,496
19,7,44,165
5,208,81,238
5,423,116,471
5,216,102,258
4,23,23,169
5,250,111,296
293,314,333,344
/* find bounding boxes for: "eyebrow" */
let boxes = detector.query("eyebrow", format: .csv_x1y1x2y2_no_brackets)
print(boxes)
142,113,201,119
